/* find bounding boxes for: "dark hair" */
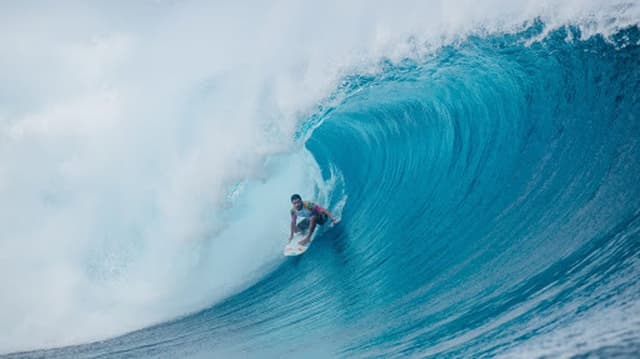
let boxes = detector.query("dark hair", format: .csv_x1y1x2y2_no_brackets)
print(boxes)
290,194,302,202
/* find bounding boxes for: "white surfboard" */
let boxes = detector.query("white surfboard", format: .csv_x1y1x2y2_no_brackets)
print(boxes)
283,230,315,256
283,218,340,256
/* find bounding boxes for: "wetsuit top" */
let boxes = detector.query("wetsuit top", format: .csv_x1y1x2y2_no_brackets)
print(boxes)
290,201,324,221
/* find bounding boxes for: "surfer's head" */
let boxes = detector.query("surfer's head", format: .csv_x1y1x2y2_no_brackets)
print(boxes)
290,194,303,210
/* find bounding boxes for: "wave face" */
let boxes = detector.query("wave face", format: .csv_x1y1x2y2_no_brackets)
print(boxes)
303,25,640,357
3,2,640,359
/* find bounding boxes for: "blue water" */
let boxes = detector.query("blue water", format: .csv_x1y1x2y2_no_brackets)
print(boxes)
7,24,640,358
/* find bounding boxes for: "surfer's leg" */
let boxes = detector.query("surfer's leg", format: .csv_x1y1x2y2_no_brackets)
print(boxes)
298,216,317,245
296,218,310,233
308,215,317,235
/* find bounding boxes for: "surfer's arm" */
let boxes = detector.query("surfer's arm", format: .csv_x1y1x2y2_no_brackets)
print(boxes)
325,208,338,224
289,212,297,240
314,204,339,224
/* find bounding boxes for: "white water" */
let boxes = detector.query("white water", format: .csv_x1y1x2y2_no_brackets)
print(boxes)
0,0,638,353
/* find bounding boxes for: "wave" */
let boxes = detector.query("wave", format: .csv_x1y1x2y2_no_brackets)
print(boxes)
1,1,639,357
306,23,640,357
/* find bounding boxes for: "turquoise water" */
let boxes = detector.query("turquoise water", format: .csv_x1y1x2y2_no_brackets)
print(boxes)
5,23,640,359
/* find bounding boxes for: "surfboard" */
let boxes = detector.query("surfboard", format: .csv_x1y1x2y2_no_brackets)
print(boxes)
283,230,315,256
283,218,340,256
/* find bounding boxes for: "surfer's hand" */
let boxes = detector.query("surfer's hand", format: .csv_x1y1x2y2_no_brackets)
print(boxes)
332,218,340,225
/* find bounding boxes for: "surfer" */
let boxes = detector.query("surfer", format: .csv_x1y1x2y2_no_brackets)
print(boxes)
289,194,338,245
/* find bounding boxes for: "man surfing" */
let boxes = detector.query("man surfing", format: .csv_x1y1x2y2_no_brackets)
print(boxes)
289,194,339,246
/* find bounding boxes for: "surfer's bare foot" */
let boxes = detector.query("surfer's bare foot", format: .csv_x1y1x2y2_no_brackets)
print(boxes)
298,237,310,246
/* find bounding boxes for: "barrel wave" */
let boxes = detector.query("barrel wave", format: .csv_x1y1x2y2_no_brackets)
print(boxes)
305,25,640,357
5,17,640,359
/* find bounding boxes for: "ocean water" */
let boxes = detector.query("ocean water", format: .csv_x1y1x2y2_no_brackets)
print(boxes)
1,1,639,358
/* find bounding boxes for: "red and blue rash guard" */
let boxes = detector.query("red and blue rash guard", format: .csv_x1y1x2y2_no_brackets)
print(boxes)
290,201,325,222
